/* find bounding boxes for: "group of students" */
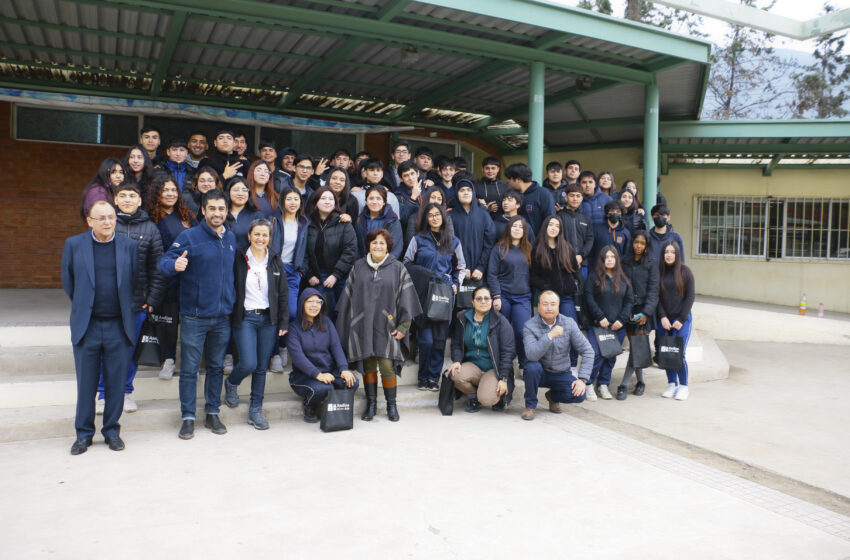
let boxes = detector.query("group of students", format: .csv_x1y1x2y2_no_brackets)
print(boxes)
70,124,695,451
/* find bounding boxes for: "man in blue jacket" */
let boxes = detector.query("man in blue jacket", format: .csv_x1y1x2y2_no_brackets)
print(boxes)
159,189,237,440
504,162,555,237
62,201,138,455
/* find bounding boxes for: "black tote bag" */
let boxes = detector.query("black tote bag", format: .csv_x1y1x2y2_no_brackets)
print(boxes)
320,388,355,432
151,301,179,348
425,279,453,322
438,370,455,416
629,333,653,368
134,315,164,367
655,334,685,370
455,278,483,310
593,326,624,359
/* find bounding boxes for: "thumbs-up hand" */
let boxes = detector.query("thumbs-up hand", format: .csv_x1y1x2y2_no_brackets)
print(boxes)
175,250,188,272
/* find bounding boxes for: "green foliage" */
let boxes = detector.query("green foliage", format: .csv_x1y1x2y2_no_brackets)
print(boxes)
577,0,613,15
790,4,849,118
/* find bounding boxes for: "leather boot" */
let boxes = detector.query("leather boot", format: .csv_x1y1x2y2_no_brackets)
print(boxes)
383,377,399,422
361,373,378,421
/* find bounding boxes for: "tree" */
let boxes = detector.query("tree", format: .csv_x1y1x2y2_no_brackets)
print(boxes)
623,0,705,37
704,0,795,120
790,4,849,118
577,0,613,15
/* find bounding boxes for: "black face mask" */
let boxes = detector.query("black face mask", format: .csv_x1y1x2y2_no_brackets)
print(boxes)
653,216,668,228
607,213,621,224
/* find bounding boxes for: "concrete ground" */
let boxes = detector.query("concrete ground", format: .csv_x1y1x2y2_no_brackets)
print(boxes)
2,410,849,560
585,341,850,498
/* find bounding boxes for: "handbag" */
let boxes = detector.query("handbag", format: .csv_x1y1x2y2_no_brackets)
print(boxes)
150,301,179,347
655,334,685,370
628,333,653,368
455,278,483,310
593,326,624,359
320,388,355,432
573,277,592,330
425,278,453,322
133,314,164,367
438,370,455,416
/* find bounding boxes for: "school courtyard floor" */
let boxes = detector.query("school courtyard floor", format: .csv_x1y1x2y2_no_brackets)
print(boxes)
1,292,849,558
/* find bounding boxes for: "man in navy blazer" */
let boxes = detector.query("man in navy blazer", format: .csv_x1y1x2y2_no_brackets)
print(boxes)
61,201,138,455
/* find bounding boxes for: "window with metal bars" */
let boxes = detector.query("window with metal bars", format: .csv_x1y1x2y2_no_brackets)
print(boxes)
696,197,850,260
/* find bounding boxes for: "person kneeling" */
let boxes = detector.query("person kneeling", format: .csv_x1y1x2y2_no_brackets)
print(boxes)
447,286,516,413
287,288,358,423
520,290,594,421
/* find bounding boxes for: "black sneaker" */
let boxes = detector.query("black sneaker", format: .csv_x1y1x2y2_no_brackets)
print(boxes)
302,404,319,423
417,381,428,391
428,380,440,392
634,381,646,396
465,397,481,413
616,386,627,401
491,397,506,412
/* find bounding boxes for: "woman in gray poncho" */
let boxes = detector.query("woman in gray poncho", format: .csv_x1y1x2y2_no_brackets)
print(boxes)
336,228,422,422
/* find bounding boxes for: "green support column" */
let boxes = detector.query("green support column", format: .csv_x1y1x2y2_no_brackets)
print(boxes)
643,82,659,221
528,61,545,183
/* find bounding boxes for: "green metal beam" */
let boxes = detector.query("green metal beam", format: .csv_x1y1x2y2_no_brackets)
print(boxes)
660,153,669,176
0,40,153,65
667,163,850,170
528,61,545,182
661,142,850,154
179,41,319,63
376,0,412,22
150,11,187,97
170,61,298,82
477,116,645,136
277,37,361,108
416,0,711,63
571,100,603,143
323,78,419,96
96,0,653,85
501,141,642,156
344,61,446,80
660,120,850,139
0,16,165,42
763,138,798,177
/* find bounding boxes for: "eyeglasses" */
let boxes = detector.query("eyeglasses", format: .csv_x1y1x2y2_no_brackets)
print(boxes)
305,299,324,306
393,149,409,154
427,212,442,219
474,296,491,302
91,216,116,223
296,165,314,171
230,187,250,193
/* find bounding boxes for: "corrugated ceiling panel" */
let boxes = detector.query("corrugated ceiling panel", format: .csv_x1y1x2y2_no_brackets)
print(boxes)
545,129,599,146
657,62,701,117
573,83,644,120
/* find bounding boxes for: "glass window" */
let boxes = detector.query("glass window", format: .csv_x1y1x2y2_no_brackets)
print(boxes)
259,128,356,161
16,106,137,146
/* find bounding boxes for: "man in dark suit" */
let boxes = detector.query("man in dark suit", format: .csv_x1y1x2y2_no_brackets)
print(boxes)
61,201,138,455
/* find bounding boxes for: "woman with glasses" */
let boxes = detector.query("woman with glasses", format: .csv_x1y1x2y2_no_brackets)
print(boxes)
247,160,281,222
447,286,516,412
336,228,422,422
226,176,263,253
182,166,222,221
287,288,359,423
403,203,466,391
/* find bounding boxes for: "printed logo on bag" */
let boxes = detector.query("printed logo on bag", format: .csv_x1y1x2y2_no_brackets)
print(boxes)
660,346,680,354
141,334,160,344
151,313,173,324
327,403,351,413
431,294,450,304
459,285,475,293
599,333,615,342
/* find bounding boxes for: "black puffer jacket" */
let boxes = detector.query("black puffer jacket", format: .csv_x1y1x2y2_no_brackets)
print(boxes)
584,274,633,326
450,309,516,382
116,209,166,311
621,251,659,319
304,213,358,281
232,247,289,331
181,189,203,222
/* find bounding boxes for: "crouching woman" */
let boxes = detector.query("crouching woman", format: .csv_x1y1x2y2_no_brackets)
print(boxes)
287,288,359,423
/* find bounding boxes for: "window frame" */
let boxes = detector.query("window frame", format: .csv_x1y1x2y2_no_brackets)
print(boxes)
12,103,142,148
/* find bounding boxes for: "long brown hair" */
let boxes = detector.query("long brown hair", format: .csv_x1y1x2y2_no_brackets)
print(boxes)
659,241,686,297
248,160,279,210
532,215,576,273
147,174,193,226
593,244,631,295
495,215,531,264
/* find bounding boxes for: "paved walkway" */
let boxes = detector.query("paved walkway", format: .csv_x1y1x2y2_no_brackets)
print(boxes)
2,410,849,559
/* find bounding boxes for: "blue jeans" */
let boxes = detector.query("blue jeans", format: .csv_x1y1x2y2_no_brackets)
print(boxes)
280,263,300,350
229,312,278,408
73,318,132,439
499,292,532,368
318,270,345,319
417,324,447,384
587,327,626,386
656,314,693,386
523,361,586,409
97,310,145,398
559,295,580,368
178,315,231,419
289,370,359,408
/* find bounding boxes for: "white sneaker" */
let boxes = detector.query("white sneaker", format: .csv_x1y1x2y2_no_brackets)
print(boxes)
159,358,175,379
598,385,613,400
674,385,689,401
95,399,104,415
280,348,289,368
223,354,234,374
124,394,138,413
585,384,597,401
269,354,283,373
662,383,677,398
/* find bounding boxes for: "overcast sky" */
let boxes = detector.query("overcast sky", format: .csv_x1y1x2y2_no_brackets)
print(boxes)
554,0,850,53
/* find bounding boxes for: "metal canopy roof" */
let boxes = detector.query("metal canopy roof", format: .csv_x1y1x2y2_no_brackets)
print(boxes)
0,0,710,149
659,120,850,175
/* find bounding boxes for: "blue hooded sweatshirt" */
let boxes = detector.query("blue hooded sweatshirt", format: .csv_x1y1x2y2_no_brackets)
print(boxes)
451,195,495,274
286,288,349,379
516,181,556,238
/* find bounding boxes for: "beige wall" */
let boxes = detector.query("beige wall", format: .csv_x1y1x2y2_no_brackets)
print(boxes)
504,149,850,313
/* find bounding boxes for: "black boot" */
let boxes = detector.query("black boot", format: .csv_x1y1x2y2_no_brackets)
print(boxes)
384,386,399,422
361,380,378,421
